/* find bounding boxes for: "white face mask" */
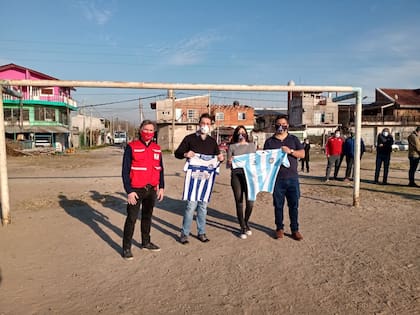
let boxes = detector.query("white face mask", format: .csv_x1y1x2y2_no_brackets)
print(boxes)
200,125,210,134
383,132,389,137
335,133,341,138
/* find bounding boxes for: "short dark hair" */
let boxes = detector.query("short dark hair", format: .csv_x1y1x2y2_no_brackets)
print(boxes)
275,115,289,123
139,119,156,130
199,113,212,123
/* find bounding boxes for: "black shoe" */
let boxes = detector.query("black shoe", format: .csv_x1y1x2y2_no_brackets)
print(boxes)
122,248,133,260
408,182,419,187
179,233,189,244
198,234,210,243
142,242,161,251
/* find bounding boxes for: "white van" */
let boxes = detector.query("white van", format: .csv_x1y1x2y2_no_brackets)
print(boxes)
114,131,127,144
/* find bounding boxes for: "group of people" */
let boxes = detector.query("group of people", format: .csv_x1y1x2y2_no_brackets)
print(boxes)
374,126,420,187
324,129,365,182
120,114,304,260
119,114,419,260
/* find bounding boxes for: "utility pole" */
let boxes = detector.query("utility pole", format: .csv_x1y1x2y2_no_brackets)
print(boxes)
139,97,144,123
169,89,175,153
89,108,93,147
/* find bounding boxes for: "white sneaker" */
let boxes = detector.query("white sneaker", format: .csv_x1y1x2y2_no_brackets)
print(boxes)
245,229,252,236
240,233,247,239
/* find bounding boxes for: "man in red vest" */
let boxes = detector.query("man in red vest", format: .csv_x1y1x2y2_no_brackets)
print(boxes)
121,120,164,260
325,129,344,182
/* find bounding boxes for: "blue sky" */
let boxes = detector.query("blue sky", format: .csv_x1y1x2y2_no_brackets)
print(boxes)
1,0,419,122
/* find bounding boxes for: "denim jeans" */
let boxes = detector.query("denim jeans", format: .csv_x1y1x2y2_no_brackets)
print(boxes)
408,156,420,184
375,153,391,183
182,200,208,236
272,177,300,232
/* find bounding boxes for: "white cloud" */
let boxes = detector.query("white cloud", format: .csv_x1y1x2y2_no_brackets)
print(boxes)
79,0,112,26
160,32,225,66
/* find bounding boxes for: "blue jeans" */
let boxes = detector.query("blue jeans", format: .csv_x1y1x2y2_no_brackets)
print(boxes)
182,200,208,236
272,177,300,232
375,153,391,183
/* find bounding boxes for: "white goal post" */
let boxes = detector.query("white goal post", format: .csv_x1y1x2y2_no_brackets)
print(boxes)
0,79,363,226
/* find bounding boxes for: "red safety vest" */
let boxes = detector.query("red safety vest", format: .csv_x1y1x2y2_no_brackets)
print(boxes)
129,140,162,188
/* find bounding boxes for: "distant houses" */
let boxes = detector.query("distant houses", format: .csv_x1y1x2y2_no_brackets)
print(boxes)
0,63,78,150
2,63,419,150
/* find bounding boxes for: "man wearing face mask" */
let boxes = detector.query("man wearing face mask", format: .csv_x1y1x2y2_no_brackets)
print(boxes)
121,120,165,260
324,129,344,182
175,113,224,244
263,115,305,241
374,127,394,185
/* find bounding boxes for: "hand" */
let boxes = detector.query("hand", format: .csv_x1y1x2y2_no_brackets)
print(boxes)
184,151,195,158
157,188,164,201
127,192,138,205
217,153,225,162
281,146,292,154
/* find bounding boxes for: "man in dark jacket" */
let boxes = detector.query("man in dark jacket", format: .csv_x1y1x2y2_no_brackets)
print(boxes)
343,131,365,181
374,128,394,184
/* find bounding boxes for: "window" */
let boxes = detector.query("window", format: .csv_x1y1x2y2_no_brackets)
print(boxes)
45,108,56,121
238,112,246,120
35,107,45,121
187,109,196,119
59,109,68,125
215,112,224,121
41,88,54,95
4,108,29,122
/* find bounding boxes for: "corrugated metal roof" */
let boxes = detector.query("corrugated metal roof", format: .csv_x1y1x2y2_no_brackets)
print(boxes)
5,125,70,133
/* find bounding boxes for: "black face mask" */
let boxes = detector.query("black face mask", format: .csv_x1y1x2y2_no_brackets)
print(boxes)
275,124,288,133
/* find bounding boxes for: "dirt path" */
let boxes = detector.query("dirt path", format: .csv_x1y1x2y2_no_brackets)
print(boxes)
0,146,419,314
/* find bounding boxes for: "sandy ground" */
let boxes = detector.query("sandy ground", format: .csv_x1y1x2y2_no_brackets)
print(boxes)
0,145,419,315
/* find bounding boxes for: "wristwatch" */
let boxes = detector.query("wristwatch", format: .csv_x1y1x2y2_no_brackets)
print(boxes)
290,149,294,155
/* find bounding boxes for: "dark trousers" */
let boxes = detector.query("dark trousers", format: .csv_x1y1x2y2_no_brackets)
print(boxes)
301,158,309,172
123,187,157,250
231,171,254,229
409,156,420,184
345,155,354,179
375,153,391,183
272,177,300,232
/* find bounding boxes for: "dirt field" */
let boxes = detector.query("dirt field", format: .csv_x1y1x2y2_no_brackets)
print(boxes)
0,145,419,314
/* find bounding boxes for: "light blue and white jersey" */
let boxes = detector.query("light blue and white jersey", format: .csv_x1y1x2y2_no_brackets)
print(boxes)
182,154,220,202
232,149,290,201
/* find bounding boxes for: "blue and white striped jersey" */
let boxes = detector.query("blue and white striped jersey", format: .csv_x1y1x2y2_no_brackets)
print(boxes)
182,154,220,202
231,149,290,201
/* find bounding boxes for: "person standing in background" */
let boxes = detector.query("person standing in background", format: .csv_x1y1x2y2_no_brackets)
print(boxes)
374,128,394,185
407,126,420,187
343,130,365,181
300,138,310,173
226,126,256,239
121,120,164,260
324,130,344,182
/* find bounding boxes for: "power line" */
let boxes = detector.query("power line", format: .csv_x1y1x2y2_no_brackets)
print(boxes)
78,94,165,108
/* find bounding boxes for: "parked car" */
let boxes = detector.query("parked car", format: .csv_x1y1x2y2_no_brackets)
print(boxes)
392,140,409,151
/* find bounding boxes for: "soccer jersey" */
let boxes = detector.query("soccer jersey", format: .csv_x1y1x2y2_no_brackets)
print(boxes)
231,149,290,201
182,154,220,202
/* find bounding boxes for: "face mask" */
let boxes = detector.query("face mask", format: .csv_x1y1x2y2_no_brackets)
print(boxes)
305,140,309,144
141,131,154,141
200,125,210,134
238,134,247,141
335,133,340,138
383,132,389,137
275,124,288,133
